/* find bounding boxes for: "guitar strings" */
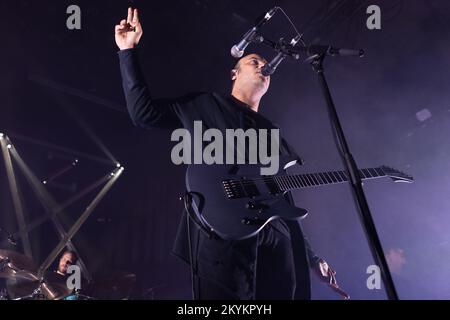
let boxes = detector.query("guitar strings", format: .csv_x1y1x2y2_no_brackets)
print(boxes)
224,170,383,190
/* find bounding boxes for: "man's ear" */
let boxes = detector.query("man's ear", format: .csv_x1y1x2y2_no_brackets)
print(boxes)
230,69,237,81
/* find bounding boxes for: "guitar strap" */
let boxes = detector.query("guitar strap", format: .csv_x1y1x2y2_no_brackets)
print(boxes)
279,135,305,166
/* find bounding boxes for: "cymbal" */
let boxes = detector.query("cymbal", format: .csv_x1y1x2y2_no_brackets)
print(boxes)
0,249,37,280
43,272,74,299
8,271,72,300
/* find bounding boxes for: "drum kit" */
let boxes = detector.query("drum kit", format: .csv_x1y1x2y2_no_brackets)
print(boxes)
0,249,136,300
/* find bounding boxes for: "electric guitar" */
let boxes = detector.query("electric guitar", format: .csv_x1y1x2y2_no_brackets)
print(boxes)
186,156,413,240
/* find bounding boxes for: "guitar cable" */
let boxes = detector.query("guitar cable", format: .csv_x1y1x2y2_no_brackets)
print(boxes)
182,191,216,300
182,192,215,239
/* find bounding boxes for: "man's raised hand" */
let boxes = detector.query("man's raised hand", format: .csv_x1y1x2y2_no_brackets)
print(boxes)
115,7,143,50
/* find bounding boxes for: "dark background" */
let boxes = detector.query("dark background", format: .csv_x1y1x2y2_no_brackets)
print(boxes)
1,0,450,299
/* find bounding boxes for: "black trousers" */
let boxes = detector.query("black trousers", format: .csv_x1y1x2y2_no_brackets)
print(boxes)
194,224,296,300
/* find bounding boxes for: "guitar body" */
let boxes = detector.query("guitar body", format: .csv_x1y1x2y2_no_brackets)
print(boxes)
186,157,308,240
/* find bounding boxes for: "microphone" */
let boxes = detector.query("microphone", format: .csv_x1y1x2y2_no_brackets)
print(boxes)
307,45,365,58
261,35,302,76
231,7,277,58
261,52,286,76
328,47,364,57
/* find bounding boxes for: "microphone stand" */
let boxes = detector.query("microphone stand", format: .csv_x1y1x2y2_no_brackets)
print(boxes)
260,38,399,300
308,48,398,300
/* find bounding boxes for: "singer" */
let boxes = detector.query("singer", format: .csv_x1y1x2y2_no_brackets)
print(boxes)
115,7,340,300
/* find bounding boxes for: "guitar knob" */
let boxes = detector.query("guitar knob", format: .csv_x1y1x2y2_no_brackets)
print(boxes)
246,201,256,209
246,201,267,211
241,217,262,225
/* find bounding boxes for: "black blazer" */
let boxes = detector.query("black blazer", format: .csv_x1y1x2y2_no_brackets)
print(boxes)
118,48,319,299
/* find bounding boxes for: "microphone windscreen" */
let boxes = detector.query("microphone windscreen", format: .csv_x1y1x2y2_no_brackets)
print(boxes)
231,45,244,58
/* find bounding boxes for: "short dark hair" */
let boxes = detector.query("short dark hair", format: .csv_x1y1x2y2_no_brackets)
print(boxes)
61,250,78,263
232,59,241,70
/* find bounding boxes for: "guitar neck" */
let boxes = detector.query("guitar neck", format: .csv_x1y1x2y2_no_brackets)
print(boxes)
274,167,386,191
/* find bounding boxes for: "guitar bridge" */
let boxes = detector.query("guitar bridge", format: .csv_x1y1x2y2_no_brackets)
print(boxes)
222,179,259,199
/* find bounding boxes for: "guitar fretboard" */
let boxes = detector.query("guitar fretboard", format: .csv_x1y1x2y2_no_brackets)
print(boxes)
273,167,385,191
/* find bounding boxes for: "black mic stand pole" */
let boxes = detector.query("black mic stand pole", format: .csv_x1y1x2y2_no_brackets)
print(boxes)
306,45,399,300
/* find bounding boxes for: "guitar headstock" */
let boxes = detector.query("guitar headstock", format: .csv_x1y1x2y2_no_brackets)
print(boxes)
380,166,414,183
